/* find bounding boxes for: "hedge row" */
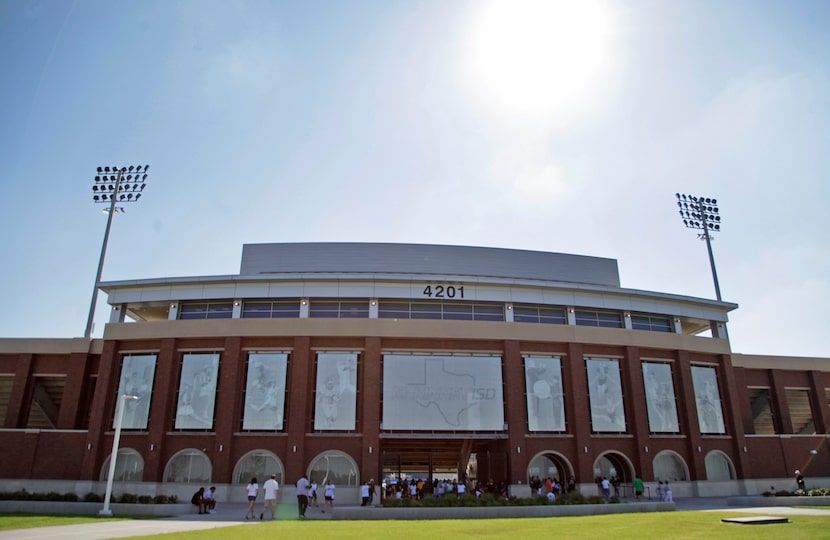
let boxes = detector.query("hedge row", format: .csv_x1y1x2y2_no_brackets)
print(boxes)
0,490,178,504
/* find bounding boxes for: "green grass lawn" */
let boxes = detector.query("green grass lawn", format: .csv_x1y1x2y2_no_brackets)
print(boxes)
125,511,826,540
1,510,826,539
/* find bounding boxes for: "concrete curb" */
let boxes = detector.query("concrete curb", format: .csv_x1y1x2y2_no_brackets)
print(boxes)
728,496,830,507
333,501,675,520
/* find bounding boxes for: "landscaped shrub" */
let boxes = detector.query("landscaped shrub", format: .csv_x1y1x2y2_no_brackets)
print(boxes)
84,492,104,502
0,490,178,504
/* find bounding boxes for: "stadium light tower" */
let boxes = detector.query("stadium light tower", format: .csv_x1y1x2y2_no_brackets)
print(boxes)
675,193,723,301
84,165,149,338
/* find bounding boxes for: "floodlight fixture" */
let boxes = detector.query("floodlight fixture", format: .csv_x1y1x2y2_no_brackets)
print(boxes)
85,165,150,338
675,193,723,301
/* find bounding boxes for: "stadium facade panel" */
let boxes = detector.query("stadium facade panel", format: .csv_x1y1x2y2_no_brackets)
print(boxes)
0,243,827,502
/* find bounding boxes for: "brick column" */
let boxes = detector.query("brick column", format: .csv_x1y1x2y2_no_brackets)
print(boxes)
674,350,703,480
285,336,311,482
719,354,748,477
361,337,381,482
566,343,592,483
502,340,526,483
621,347,650,478
80,340,120,480
143,338,178,482
212,337,243,482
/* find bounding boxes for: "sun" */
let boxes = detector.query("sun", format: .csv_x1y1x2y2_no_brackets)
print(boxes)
464,0,614,117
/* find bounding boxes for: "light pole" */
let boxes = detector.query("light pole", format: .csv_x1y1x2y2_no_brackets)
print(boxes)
99,393,139,517
84,165,149,338
675,193,723,301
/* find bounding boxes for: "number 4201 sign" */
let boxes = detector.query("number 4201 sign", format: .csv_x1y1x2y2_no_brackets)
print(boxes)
422,285,465,299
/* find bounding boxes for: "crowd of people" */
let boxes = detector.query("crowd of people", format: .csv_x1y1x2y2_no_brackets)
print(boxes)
380,477,510,500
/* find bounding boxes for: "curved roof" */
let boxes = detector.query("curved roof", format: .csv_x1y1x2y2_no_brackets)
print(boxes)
240,243,621,288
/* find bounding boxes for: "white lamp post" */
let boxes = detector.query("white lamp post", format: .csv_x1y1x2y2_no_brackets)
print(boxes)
99,393,139,517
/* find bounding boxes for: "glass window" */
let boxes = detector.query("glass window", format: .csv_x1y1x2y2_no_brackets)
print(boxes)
691,366,726,434
473,304,505,321
785,388,816,434
308,451,359,487
179,302,233,320
242,301,300,319
585,358,626,433
309,301,340,318
631,314,673,332
314,353,358,431
524,356,565,432
339,301,370,318
114,354,156,430
704,451,735,481
513,305,566,325
164,449,211,483
527,453,566,483
233,450,284,485
380,301,504,321
652,451,687,482
575,310,622,328
243,352,288,431
443,303,473,321
410,303,442,320
641,362,679,433
100,448,144,482
747,388,776,435
174,353,220,430
309,301,369,318
378,302,410,319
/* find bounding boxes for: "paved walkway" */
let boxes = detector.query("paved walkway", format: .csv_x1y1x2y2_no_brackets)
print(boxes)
1,498,829,539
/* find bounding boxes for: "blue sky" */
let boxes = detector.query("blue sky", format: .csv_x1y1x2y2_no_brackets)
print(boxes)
1,0,828,357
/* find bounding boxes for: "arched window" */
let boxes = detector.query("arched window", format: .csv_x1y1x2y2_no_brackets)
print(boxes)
99,448,144,482
704,451,735,481
652,451,688,482
308,451,358,487
527,452,572,483
164,449,211,483
233,450,284,485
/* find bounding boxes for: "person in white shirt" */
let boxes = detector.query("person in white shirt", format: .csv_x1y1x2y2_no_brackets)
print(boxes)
202,486,217,514
244,477,259,520
296,475,309,518
323,479,335,512
309,481,318,507
260,474,280,520
360,481,370,506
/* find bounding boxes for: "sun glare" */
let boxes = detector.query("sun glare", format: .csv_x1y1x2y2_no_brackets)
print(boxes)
465,0,613,117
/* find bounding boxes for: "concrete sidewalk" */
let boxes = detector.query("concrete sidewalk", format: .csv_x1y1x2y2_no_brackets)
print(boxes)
1,498,829,539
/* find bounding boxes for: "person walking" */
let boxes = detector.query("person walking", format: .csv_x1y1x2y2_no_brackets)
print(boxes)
260,474,280,520
323,479,335,512
601,477,611,502
633,476,644,501
795,469,806,491
296,475,310,518
244,477,259,520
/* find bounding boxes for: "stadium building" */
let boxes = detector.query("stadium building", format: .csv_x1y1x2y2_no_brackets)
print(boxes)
0,243,827,502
